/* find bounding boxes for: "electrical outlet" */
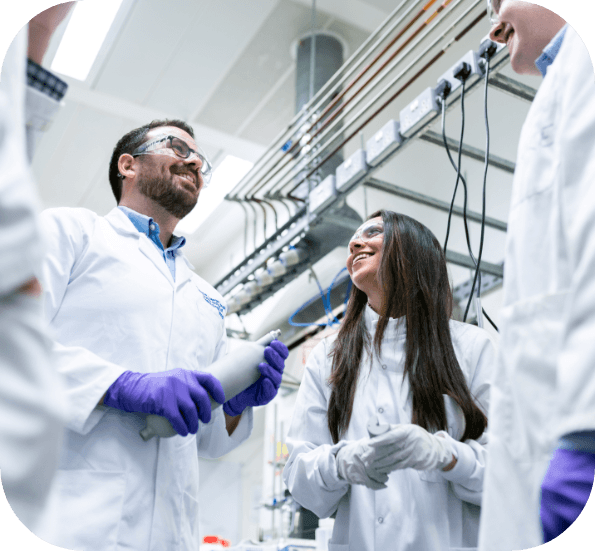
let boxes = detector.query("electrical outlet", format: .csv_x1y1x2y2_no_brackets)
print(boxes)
336,149,368,192
479,34,506,63
366,119,403,167
309,174,337,213
436,50,484,101
399,87,440,137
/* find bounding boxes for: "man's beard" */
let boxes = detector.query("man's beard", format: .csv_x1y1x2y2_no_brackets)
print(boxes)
137,174,198,219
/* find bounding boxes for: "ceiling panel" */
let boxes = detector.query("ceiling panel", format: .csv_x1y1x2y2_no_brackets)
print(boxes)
145,0,279,119
92,0,204,103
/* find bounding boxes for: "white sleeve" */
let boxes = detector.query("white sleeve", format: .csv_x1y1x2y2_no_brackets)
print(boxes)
282,340,350,519
440,328,495,506
0,29,43,295
555,29,595,437
40,208,127,434
25,83,62,161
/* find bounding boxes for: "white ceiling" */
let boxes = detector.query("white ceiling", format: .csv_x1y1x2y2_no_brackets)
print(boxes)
28,0,543,336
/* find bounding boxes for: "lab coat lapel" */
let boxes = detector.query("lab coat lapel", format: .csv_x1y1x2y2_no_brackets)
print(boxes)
175,254,195,289
104,208,174,286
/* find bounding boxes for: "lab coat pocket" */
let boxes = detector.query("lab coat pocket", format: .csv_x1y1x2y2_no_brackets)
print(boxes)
48,469,126,549
496,292,567,460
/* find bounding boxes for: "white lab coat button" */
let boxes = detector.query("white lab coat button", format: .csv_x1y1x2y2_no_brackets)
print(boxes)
378,407,384,414
382,364,387,370
378,517,384,524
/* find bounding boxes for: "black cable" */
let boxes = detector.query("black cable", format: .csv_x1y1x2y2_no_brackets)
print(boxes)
439,72,499,332
443,79,467,253
463,57,499,332
440,87,475,263
482,306,498,332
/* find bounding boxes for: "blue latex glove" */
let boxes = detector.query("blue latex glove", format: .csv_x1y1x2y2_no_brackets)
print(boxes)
540,447,595,542
223,340,288,416
103,369,225,436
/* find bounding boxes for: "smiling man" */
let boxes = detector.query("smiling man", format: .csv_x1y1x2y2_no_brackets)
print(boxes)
34,119,288,550
478,2,595,549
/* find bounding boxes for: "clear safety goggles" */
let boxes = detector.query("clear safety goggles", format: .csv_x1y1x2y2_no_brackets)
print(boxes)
487,0,502,26
132,135,213,186
349,220,384,245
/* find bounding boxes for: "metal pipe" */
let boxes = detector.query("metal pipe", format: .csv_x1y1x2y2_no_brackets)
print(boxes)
282,7,487,198
247,0,470,199
309,0,317,102
227,0,434,199
256,0,483,199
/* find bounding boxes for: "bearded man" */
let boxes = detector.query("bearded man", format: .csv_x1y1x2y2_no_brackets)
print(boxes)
36,120,287,550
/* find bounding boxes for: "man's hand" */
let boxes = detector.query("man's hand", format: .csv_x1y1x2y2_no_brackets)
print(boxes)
222,340,288,417
103,369,225,436
28,2,75,64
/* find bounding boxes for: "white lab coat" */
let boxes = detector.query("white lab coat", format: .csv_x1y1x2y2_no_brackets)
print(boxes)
0,29,65,531
284,306,495,551
478,27,595,551
37,206,253,551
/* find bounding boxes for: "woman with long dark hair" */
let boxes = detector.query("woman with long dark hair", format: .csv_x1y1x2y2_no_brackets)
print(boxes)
283,210,496,551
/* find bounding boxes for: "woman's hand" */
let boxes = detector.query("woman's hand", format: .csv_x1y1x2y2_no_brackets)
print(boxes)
335,438,390,490
369,424,455,473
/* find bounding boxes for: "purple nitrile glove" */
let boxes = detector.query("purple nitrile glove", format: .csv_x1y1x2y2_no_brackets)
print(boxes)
103,369,225,436
223,340,289,417
540,447,595,542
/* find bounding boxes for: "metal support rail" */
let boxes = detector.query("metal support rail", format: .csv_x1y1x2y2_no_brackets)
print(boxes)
418,130,516,174
487,72,537,102
364,177,508,231
445,250,503,277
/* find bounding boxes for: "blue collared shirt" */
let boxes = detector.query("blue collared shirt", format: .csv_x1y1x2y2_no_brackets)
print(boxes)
118,206,186,281
535,24,567,77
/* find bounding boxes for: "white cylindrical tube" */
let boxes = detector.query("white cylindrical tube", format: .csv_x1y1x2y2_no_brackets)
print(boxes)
279,247,307,267
254,269,274,288
140,329,282,441
243,280,261,297
267,260,287,278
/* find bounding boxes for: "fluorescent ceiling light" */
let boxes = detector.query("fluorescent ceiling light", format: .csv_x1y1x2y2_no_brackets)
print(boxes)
51,0,124,81
176,155,254,235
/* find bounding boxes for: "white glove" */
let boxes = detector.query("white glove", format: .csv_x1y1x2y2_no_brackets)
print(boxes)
369,424,454,473
335,438,390,490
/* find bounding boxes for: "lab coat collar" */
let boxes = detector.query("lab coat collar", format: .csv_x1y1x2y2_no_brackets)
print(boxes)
104,208,178,286
364,303,406,340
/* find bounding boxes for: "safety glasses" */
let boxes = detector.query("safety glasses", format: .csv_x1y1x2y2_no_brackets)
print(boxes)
487,0,502,26
349,220,384,245
132,135,213,186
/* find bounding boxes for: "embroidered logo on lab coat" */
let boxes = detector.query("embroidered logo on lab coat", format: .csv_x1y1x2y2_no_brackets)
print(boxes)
198,290,226,319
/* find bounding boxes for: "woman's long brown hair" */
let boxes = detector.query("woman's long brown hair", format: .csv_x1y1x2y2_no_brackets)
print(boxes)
327,210,487,444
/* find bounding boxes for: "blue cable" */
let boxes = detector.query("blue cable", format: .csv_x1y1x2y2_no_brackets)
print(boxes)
288,267,351,328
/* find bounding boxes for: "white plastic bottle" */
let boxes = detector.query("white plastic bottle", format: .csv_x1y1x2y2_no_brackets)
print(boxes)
139,329,281,441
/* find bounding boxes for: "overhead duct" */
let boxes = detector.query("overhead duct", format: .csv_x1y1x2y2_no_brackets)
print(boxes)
291,33,344,199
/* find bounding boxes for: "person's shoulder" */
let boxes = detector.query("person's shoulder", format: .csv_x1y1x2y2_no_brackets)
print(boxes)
449,319,495,348
40,206,99,231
